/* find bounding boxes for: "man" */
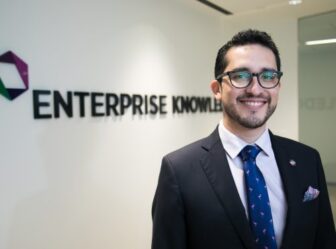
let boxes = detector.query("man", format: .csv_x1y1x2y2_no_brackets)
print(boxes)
151,30,336,249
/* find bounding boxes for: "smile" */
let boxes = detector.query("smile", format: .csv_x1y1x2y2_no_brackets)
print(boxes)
238,98,269,110
242,101,265,107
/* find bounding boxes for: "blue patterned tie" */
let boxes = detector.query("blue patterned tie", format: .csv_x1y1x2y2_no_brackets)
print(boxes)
239,145,277,249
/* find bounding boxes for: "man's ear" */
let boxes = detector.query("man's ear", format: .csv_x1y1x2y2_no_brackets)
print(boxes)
210,80,222,100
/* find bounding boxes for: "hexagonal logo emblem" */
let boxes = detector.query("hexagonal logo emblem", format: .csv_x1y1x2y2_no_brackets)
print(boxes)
0,51,29,101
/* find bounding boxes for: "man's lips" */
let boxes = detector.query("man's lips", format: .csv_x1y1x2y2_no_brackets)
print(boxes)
237,97,269,109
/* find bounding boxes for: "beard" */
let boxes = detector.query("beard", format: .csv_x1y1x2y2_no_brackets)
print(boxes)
223,94,277,129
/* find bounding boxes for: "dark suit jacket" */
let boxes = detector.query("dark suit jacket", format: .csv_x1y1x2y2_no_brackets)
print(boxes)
152,128,336,249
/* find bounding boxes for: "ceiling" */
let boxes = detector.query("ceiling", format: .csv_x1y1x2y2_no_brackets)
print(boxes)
196,0,336,49
299,10,336,41
299,10,336,52
197,0,336,18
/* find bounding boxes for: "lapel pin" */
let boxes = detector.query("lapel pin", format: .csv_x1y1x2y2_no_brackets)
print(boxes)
289,159,296,166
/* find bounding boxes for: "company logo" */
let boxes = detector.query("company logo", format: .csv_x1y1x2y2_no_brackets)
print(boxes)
0,51,29,100
1,49,222,118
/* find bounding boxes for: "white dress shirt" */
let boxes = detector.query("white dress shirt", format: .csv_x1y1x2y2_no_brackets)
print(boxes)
218,121,287,247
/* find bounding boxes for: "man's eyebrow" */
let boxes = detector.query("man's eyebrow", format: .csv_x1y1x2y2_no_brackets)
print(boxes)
230,67,249,72
229,67,277,72
261,67,277,71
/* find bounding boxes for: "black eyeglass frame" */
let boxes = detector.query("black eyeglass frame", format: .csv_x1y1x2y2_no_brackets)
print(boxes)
216,69,283,89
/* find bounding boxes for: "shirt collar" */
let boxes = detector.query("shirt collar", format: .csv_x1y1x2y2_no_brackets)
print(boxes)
218,120,272,159
254,128,272,157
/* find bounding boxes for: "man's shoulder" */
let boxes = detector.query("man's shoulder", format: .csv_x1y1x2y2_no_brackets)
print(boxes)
163,129,220,164
165,138,206,160
271,133,318,154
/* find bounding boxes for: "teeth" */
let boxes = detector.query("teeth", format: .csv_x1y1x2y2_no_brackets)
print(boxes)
244,101,263,106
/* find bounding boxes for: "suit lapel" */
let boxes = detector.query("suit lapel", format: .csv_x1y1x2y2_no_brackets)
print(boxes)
270,134,303,248
200,129,257,249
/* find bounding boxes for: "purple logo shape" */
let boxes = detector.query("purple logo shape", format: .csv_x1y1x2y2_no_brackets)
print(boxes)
0,51,29,100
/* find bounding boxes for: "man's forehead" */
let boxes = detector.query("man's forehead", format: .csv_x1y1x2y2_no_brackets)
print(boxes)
225,44,277,68
227,44,274,55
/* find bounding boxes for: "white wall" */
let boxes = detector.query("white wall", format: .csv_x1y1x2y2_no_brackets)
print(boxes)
0,1,299,249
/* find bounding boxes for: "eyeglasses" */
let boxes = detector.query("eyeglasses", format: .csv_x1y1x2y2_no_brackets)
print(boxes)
216,69,283,89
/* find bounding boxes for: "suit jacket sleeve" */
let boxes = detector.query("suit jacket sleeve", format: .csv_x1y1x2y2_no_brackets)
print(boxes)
152,156,187,249
313,150,336,248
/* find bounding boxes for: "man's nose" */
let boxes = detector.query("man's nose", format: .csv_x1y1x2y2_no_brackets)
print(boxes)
246,76,263,95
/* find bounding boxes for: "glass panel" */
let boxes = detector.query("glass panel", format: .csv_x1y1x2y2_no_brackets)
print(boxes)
299,11,336,184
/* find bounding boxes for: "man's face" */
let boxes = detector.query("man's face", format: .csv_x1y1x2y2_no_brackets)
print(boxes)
212,44,280,131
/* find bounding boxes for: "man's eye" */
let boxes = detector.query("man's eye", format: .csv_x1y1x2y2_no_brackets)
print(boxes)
261,71,276,80
231,72,250,80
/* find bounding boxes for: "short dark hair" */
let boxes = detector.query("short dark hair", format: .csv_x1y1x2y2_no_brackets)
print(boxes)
214,29,281,80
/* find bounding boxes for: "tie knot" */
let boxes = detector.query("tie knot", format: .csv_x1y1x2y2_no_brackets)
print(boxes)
239,145,261,162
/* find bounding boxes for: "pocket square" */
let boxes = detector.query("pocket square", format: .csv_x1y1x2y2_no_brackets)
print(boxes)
303,186,320,202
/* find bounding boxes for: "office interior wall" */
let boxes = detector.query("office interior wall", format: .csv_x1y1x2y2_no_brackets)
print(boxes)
299,11,336,183
0,0,299,248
